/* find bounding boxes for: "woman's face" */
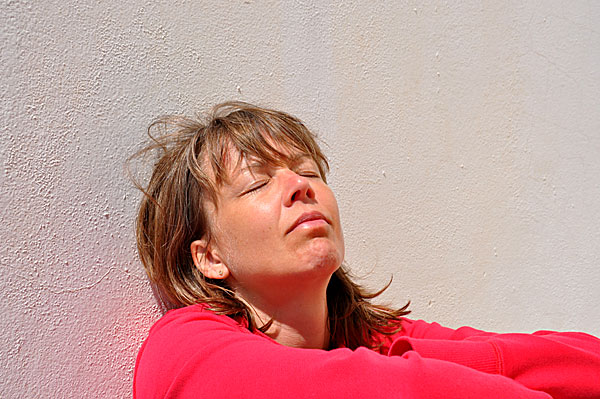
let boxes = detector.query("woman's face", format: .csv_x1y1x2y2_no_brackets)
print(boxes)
201,148,345,303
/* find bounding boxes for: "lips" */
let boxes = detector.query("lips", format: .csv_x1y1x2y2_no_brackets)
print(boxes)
286,211,330,234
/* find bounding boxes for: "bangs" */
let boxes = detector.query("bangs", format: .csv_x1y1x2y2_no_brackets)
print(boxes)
204,108,329,186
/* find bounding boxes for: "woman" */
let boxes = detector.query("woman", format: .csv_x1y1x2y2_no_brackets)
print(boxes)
132,102,600,398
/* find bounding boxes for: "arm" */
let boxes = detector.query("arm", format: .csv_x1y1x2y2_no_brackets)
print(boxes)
134,305,551,399
389,319,600,399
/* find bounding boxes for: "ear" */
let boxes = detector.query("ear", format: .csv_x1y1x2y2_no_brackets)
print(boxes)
190,238,230,280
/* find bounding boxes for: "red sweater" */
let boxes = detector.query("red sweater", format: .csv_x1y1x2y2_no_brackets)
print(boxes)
134,304,600,398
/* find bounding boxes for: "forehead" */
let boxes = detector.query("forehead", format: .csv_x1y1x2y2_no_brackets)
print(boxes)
201,138,318,210
199,109,330,203
225,142,316,177
207,131,320,184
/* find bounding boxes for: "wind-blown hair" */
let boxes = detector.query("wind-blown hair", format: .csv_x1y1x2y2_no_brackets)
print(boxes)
129,101,409,350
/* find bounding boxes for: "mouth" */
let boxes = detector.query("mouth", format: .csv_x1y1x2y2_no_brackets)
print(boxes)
286,211,330,234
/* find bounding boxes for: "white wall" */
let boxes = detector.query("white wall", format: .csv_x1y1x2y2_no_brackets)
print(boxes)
2,1,599,397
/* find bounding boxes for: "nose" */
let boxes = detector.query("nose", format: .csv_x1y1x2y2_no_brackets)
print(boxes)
282,171,315,207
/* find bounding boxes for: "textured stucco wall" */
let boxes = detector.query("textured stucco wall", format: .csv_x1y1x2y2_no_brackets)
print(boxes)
2,1,599,397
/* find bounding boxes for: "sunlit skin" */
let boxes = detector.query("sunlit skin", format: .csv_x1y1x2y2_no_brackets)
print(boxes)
191,148,345,349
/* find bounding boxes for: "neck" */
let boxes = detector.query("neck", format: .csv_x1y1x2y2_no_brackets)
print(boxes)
236,280,330,350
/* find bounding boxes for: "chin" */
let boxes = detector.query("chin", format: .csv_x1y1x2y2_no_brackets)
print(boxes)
303,239,343,275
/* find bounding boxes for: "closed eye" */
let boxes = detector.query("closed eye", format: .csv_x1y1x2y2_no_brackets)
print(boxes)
242,179,269,195
299,171,321,179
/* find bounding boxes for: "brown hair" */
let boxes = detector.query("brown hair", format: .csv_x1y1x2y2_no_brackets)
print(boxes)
129,101,409,350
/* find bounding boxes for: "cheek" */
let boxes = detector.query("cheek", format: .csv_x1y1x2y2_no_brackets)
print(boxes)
216,202,278,261
321,187,342,225
323,189,345,254
229,200,277,236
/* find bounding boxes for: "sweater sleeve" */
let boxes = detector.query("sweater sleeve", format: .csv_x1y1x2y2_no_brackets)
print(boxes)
133,306,551,399
389,319,600,399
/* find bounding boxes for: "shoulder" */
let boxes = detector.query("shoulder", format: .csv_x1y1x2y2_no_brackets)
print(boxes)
149,304,248,334
142,304,253,351
136,303,259,362
134,304,261,398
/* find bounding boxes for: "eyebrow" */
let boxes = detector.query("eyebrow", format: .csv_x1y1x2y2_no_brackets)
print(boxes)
228,155,317,193
288,153,312,166
240,154,312,173
239,162,269,174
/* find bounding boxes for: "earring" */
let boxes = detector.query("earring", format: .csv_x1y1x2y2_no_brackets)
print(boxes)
218,270,223,277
